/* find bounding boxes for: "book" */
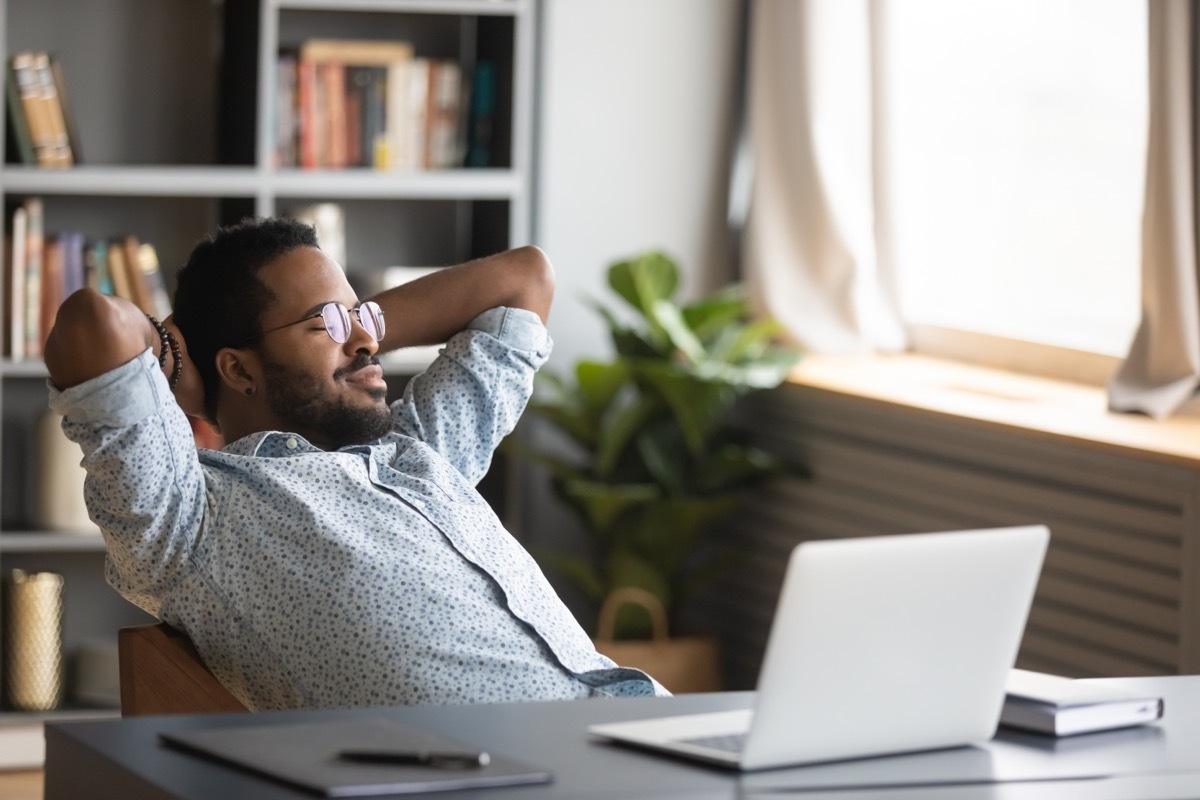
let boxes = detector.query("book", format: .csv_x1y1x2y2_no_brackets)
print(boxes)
405,58,431,169
59,230,86,298
465,60,496,168
105,234,133,304
86,238,113,295
8,206,27,361
29,51,72,167
39,233,65,348
48,53,81,164
10,52,57,167
426,61,462,169
160,717,552,797
120,235,154,314
135,241,172,319
1000,668,1164,737
22,198,44,357
274,52,298,168
293,39,414,171
5,57,36,164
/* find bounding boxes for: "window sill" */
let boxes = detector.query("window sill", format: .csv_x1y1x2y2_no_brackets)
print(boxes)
787,353,1200,469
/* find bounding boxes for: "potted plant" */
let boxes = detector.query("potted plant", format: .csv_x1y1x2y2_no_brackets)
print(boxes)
515,251,803,686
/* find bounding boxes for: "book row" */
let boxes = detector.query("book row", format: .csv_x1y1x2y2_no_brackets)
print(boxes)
275,38,495,171
5,51,78,168
3,199,170,361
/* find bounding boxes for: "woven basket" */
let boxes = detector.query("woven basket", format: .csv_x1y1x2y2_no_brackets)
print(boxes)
592,587,722,694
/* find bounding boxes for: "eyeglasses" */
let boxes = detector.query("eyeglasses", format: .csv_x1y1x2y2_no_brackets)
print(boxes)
259,301,386,344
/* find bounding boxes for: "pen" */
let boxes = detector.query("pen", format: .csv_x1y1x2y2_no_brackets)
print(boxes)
337,749,491,769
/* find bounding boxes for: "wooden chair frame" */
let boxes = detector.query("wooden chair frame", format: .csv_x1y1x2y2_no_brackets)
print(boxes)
117,623,248,716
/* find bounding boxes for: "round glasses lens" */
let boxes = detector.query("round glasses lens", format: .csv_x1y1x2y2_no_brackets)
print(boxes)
321,303,351,343
361,301,385,341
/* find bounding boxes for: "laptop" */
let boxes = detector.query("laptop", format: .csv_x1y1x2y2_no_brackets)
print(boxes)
589,525,1049,771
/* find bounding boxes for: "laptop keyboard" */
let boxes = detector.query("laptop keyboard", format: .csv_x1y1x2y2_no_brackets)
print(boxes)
678,732,747,754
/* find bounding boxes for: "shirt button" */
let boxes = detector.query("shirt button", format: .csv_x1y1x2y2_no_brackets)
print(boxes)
285,438,298,450
411,499,426,510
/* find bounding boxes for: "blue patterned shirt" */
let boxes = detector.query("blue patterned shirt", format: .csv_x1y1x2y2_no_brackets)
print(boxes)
49,307,664,710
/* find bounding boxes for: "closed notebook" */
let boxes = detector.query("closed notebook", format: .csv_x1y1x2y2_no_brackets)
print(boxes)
1000,669,1164,737
159,717,552,797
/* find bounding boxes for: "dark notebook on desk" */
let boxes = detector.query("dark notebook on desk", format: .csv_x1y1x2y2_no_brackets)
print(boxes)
160,717,552,797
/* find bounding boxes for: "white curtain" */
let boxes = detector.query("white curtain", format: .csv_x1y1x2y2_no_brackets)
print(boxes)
742,0,905,355
1108,0,1200,419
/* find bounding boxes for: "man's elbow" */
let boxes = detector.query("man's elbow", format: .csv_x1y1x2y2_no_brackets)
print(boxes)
512,245,556,322
46,289,147,389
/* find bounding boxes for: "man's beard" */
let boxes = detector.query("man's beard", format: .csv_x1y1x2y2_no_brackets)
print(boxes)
259,353,393,448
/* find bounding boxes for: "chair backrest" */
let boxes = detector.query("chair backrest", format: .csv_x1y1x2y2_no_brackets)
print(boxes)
118,623,248,716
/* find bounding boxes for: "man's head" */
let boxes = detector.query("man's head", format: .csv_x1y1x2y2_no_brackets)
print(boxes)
173,217,392,449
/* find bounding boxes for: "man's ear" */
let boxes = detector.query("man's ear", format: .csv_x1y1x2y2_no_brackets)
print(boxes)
215,347,260,398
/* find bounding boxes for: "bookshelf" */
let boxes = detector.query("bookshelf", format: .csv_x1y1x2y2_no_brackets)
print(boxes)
0,0,537,725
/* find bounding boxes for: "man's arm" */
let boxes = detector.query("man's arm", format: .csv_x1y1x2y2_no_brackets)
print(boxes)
45,289,203,415
368,245,554,352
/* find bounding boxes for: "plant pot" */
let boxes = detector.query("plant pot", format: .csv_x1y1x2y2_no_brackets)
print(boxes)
592,587,722,694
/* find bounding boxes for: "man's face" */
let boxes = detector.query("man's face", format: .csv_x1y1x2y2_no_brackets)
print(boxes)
252,247,392,449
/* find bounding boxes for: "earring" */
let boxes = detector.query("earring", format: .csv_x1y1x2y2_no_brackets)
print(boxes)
245,387,255,397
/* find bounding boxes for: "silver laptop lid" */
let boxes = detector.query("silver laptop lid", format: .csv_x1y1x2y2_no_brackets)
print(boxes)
742,525,1049,770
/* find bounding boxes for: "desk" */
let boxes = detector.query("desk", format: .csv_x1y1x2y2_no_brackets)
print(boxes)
44,676,1200,799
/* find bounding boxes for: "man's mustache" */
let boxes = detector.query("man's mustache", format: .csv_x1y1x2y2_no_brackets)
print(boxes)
334,354,381,379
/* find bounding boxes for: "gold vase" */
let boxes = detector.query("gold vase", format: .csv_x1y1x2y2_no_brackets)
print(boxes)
3,570,65,711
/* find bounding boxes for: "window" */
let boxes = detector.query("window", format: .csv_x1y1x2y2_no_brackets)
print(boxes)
878,0,1147,361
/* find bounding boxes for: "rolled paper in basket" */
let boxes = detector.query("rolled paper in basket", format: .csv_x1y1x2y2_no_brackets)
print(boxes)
3,569,65,711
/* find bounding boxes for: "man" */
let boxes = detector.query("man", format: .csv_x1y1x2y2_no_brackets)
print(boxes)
45,217,664,710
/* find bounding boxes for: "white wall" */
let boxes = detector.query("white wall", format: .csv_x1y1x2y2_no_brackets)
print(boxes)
535,0,742,367
522,0,742,620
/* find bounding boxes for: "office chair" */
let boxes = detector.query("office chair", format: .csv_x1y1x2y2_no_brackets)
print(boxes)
117,623,248,716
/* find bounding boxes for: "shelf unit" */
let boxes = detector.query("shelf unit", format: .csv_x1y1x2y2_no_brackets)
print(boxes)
0,0,537,724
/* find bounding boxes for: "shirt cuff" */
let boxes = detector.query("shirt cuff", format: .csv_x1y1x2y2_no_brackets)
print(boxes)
48,348,172,427
467,307,552,355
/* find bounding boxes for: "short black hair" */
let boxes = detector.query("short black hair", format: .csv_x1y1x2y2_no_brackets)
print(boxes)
173,217,319,421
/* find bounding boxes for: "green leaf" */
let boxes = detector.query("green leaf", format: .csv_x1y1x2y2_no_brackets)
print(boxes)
560,479,660,537
635,424,688,494
608,252,679,316
636,363,737,454
500,437,591,483
682,287,749,341
695,349,801,389
648,299,706,363
575,360,630,416
714,318,787,363
596,391,658,479
627,496,737,580
693,444,782,492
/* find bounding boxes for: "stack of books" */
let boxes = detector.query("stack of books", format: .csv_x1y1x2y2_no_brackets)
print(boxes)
3,199,169,360
5,50,78,167
275,38,476,171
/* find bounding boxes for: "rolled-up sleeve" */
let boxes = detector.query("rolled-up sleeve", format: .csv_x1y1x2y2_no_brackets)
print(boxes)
391,307,552,485
48,349,208,615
